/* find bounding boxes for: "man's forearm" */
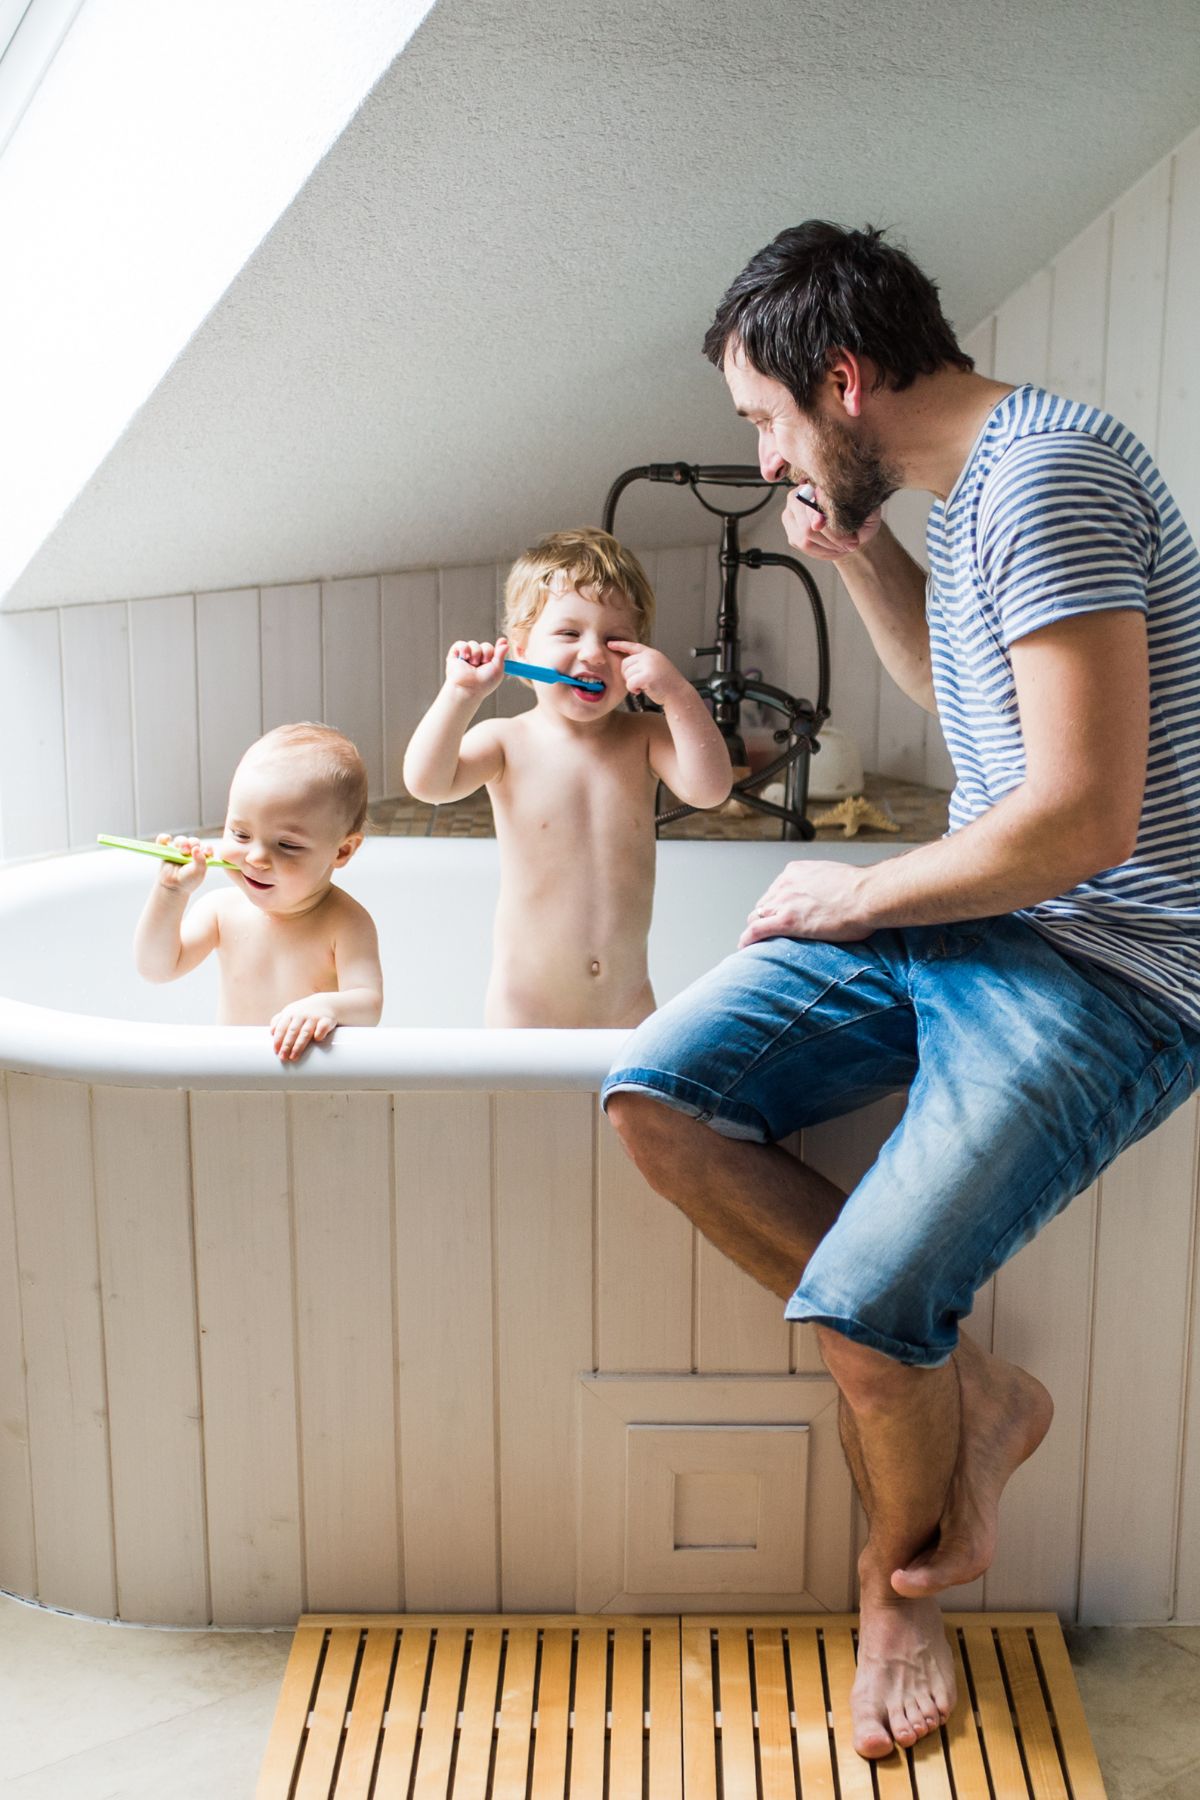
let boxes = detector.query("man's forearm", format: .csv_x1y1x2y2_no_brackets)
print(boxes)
837,525,937,714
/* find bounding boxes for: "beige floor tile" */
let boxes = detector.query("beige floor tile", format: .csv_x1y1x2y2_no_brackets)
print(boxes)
1158,1626,1200,1660
1067,1626,1200,1799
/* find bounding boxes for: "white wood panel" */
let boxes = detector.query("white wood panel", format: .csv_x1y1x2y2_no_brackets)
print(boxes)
596,1107,692,1373
1079,1099,1198,1623
322,576,384,797
261,582,322,733
0,608,68,858
695,1237,791,1375
196,588,261,828
440,563,499,724
984,1186,1097,1616
60,600,135,847
393,1092,498,1609
1175,1099,1200,1618
7,1074,115,1616
494,1090,593,1608
961,317,996,381
289,1090,401,1611
827,581,880,774
1104,157,1171,451
993,269,1051,387
92,1085,208,1624
1048,215,1111,406
382,570,441,790
493,559,533,722
0,1076,35,1598
129,594,200,834
190,1091,303,1627
655,544,713,677
1157,128,1200,540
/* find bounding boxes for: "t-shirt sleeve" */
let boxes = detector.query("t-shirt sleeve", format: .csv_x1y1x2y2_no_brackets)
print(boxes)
976,432,1159,647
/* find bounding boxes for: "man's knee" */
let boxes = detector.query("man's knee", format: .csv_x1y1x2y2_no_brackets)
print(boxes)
816,1323,929,1408
605,1091,686,1172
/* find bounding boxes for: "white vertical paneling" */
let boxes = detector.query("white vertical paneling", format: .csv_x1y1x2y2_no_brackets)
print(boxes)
190,1091,303,1627
875,673,927,784
290,1090,401,1611
1079,1100,1198,1623
827,582,880,774
0,1077,35,1599
393,1092,498,1609
92,1086,208,1625
1048,215,1111,406
1104,157,1172,451
129,595,200,834
984,1187,1097,1615
993,268,1052,387
961,317,996,380
596,1109,692,1374
0,609,68,858
695,1238,791,1374
440,563,499,724
655,544,713,677
7,1075,116,1617
494,1091,592,1608
60,600,135,847
1158,128,1200,539
383,569,443,788
322,576,384,797
1175,1100,1200,1618
261,582,322,732
196,588,261,827
494,560,534,723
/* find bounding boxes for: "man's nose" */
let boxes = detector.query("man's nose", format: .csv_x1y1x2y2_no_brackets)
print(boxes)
759,441,787,482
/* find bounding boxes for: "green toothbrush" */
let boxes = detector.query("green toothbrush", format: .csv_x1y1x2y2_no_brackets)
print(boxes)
97,834,238,870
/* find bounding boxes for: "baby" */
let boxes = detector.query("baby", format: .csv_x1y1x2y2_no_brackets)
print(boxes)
403,528,731,1027
135,723,383,1060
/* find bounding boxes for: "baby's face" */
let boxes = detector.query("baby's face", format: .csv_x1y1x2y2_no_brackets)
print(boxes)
517,586,642,721
221,754,358,915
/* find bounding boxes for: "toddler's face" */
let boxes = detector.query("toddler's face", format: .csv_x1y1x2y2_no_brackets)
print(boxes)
517,586,642,721
221,754,358,915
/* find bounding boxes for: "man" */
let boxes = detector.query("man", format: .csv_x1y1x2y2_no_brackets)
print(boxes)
603,221,1200,1760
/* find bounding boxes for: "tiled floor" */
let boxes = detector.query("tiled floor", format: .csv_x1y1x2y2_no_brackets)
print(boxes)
1,1593,1197,1798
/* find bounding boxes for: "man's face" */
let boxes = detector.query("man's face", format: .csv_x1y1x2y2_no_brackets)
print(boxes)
722,346,900,535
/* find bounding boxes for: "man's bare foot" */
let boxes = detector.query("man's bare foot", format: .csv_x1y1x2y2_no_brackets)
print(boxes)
891,1333,1053,1599
851,1586,956,1758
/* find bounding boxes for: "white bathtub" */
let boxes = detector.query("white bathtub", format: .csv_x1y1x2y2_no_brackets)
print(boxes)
1,836,1197,1632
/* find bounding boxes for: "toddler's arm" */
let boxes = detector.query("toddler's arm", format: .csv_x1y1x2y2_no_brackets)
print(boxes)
403,639,510,803
133,835,220,982
612,644,732,809
270,904,383,1061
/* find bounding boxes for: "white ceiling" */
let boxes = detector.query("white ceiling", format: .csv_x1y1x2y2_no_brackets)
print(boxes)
10,0,1200,607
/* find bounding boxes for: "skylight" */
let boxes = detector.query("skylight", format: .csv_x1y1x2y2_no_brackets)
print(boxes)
0,0,85,157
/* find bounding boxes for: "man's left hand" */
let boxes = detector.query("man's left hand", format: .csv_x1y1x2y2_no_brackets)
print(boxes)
738,860,873,947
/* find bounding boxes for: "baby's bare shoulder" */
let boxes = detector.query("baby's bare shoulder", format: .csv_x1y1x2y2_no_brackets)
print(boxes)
327,884,378,937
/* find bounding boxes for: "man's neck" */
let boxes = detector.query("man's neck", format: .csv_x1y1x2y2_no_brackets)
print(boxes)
879,369,1017,502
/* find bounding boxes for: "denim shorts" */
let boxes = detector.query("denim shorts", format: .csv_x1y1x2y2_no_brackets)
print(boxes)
602,915,1200,1367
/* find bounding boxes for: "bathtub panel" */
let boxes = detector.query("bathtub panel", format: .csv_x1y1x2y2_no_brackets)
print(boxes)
695,1237,790,1375
92,1085,209,1625
596,1107,691,1375
290,1090,401,1611
0,1076,36,1598
494,1090,593,1608
129,594,201,836
197,589,262,827
382,571,440,793
7,1074,116,1617
393,1092,498,1608
261,583,323,734
191,1091,303,1627
61,602,137,850
322,578,384,798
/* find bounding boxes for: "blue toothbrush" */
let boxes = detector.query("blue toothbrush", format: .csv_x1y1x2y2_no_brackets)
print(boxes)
456,652,604,693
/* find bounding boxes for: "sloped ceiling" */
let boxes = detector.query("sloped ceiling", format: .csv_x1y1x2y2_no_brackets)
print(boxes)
9,0,1200,607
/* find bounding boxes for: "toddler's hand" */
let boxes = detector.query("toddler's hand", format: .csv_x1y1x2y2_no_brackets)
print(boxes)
270,995,339,1061
446,637,508,699
609,643,689,706
155,833,210,893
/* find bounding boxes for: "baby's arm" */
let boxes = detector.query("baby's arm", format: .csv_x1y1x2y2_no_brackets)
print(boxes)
403,639,510,803
133,835,220,982
612,643,732,809
270,903,383,1061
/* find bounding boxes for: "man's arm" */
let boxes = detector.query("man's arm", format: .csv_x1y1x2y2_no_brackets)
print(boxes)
740,607,1149,945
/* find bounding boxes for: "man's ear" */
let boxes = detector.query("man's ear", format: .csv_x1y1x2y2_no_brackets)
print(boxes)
334,832,365,868
826,350,868,420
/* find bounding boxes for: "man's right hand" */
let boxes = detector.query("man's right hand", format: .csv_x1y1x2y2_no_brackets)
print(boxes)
446,637,508,698
781,487,884,562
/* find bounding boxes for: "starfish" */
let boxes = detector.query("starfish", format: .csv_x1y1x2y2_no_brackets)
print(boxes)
810,795,900,838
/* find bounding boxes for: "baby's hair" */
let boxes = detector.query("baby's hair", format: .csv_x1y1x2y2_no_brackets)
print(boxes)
247,723,369,834
504,528,655,646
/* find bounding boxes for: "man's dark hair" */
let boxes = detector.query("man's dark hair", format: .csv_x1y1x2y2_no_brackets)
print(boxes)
703,221,973,409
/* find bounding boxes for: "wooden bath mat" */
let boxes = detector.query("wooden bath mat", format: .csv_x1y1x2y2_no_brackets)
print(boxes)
256,1611,1106,1798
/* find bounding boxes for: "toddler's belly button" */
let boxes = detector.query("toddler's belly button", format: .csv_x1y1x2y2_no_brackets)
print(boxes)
589,958,601,978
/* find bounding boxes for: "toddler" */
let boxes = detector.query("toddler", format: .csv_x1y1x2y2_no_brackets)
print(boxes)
403,528,731,1026
135,723,383,1059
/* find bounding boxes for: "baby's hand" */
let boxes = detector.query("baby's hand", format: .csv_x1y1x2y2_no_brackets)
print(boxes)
155,833,210,894
609,643,690,707
446,637,508,699
270,995,339,1061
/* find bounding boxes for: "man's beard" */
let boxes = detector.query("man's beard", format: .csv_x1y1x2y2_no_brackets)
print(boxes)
794,414,902,536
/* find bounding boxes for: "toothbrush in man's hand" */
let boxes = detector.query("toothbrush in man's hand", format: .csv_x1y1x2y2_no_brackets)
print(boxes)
793,483,823,514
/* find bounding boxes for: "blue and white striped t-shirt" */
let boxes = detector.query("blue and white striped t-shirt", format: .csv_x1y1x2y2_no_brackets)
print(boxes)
925,384,1200,1028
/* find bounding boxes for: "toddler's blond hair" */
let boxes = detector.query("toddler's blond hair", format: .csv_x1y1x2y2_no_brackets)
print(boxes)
244,723,369,835
504,528,655,646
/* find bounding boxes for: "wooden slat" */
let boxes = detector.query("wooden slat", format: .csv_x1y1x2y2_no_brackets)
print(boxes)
596,1109,692,1374
942,1628,993,1800
61,600,135,846
322,576,384,797
910,1720,954,1800
786,1624,836,1800
608,1624,644,1799
998,1627,1069,1800
256,1623,324,1800
648,1620,683,1800
819,1626,875,1800
696,1236,791,1373
294,1626,359,1800
529,1628,573,1798
714,1625,756,1795
1105,157,1171,450
373,1625,431,1795
453,1626,504,1798
261,582,323,734
491,1626,538,1796
129,592,200,834
382,570,440,794
335,1627,396,1799
0,1076,36,1599
752,1626,796,1800
196,587,261,825
569,1625,608,1797
1030,1617,1108,1799
1159,126,1200,542
681,1624,718,1800
961,1622,1030,1798
411,1625,467,1800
